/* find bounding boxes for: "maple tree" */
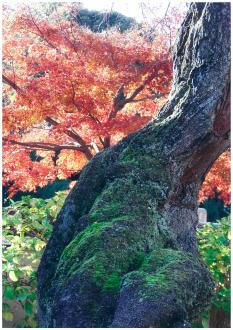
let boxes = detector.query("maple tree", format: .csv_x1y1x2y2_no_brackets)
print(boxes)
2,3,230,203
198,150,230,205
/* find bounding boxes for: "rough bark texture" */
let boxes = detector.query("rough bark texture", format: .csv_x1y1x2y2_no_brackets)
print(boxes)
37,3,230,328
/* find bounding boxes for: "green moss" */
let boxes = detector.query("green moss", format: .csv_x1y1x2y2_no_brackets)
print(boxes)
119,146,170,187
54,222,111,285
54,210,161,293
119,248,213,320
102,272,121,292
120,148,140,165
51,152,179,323
141,248,190,273
82,254,109,287
89,202,121,222
88,177,165,226
130,250,145,269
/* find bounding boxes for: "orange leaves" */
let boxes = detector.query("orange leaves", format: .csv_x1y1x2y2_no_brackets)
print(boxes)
3,145,57,197
3,4,173,144
98,114,152,138
2,4,230,203
199,151,231,205
56,150,88,179
4,4,171,138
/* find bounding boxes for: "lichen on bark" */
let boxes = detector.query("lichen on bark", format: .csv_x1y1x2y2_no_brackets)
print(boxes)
37,3,230,328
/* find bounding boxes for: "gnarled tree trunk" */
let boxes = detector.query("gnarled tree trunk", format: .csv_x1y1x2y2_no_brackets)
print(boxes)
37,3,230,327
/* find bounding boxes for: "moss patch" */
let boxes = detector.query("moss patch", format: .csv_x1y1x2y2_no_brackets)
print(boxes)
102,272,121,292
120,248,214,320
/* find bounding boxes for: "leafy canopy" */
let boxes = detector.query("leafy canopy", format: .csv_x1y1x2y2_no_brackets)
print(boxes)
2,3,230,203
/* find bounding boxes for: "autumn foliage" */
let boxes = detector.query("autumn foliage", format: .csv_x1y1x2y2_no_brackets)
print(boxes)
2,4,230,203
198,151,230,205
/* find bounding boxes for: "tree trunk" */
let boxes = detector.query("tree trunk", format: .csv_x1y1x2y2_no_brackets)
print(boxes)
37,3,230,328
209,306,231,328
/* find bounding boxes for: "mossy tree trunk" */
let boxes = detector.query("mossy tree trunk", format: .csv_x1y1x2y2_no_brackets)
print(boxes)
37,3,230,328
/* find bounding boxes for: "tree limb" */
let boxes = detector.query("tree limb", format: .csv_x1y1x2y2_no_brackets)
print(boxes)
2,73,93,160
2,74,22,92
45,116,93,160
109,61,169,120
127,92,168,103
3,138,88,153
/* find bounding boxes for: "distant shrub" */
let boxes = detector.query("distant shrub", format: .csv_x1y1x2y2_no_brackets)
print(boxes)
2,192,67,327
194,217,230,327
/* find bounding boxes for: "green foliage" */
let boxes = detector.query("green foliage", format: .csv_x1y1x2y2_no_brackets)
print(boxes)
2,192,67,327
195,216,230,327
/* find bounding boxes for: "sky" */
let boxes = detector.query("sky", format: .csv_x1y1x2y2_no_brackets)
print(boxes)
3,0,187,22
80,0,173,22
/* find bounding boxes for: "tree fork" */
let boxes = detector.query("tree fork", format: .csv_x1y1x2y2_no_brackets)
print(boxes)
37,3,230,328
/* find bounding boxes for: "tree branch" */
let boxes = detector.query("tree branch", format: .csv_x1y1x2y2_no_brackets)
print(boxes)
3,138,88,153
104,71,168,147
2,74,22,92
109,61,168,120
124,65,167,105
45,116,93,160
127,92,168,103
2,74,93,159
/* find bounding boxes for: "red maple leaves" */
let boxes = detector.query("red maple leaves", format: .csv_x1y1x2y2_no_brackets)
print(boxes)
3,4,230,203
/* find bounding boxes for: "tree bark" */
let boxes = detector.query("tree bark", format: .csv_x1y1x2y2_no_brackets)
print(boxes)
209,306,231,328
37,3,230,328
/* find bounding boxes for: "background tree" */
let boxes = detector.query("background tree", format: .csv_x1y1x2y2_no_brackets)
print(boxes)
74,6,137,32
199,150,230,205
37,3,230,327
3,3,229,205
2,3,173,195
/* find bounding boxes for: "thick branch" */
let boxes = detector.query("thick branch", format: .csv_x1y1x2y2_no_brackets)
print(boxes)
104,69,168,147
4,138,87,153
2,74,93,159
45,116,93,160
2,74,21,92
2,75,92,159
127,92,168,103
109,61,169,120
